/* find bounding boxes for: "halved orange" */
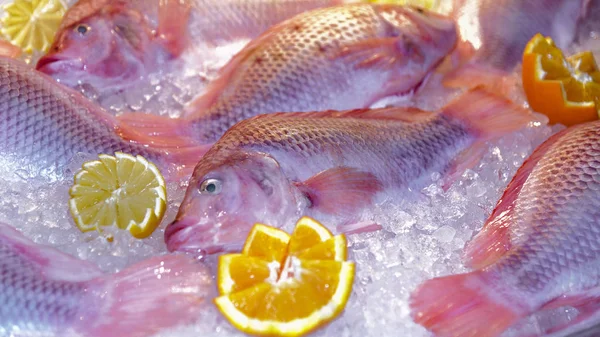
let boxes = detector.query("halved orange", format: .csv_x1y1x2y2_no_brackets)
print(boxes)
522,33,600,126
215,217,355,337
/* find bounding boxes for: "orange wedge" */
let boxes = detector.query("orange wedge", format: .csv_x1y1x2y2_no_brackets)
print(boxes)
522,33,600,126
215,216,355,337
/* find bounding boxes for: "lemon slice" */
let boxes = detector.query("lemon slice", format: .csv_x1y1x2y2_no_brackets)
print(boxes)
69,152,167,239
215,217,355,337
1,0,67,54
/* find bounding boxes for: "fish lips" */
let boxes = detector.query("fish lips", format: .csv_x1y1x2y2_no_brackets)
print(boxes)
36,55,84,75
165,218,241,255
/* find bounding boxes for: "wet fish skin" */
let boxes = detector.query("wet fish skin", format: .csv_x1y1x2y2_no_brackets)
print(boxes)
447,0,589,70
410,120,600,337
0,57,182,181
115,3,459,150
164,87,531,254
35,0,343,93
0,222,210,337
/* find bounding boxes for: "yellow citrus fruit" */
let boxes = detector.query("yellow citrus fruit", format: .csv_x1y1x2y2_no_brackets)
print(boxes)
0,0,66,54
522,33,600,126
215,217,355,337
68,152,167,239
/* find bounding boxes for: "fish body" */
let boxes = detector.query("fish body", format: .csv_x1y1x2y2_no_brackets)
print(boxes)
0,57,188,181
0,222,210,336
445,0,590,70
164,88,530,254
116,4,459,149
35,0,343,94
410,120,600,337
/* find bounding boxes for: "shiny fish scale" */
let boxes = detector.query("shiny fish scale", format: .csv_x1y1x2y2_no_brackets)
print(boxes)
192,4,433,142
200,114,472,185
0,58,159,180
490,122,600,306
0,241,83,334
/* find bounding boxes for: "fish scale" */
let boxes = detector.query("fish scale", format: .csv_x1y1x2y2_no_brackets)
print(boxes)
410,120,600,337
165,88,530,254
0,57,165,181
185,4,458,143
0,222,211,337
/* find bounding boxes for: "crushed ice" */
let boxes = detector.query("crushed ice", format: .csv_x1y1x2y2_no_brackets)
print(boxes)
1,1,600,336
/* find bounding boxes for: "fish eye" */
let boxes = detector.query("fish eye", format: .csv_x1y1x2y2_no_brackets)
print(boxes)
75,24,91,35
199,178,222,194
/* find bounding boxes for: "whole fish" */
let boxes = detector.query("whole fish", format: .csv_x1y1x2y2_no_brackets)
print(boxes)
410,120,600,337
164,87,531,254
35,0,343,94
443,0,590,71
115,3,458,151
0,56,197,181
0,222,210,336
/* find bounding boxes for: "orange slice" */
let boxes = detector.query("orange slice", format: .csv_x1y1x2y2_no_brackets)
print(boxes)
215,217,355,337
522,33,600,126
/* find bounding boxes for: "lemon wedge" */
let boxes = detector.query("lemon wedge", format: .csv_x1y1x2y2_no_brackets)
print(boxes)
69,152,167,239
1,0,67,54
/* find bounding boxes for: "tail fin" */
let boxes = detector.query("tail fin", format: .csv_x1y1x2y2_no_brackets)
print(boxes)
76,254,211,337
442,87,532,141
116,112,212,170
439,87,532,188
410,271,523,337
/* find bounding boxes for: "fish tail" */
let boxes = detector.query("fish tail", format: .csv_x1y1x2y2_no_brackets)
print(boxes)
75,254,210,337
442,87,532,141
410,270,523,337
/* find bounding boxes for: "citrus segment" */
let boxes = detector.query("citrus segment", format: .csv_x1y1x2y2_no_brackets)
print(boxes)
288,216,333,254
218,254,273,295
69,152,167,239
242,224,290,264
215,259,355,337
294,235,347,261
1,0,67,54
522,33,600,126
215,217,355,337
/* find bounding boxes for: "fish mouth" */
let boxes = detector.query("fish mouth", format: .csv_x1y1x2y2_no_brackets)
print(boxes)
36,55,83,74
165,219,243,255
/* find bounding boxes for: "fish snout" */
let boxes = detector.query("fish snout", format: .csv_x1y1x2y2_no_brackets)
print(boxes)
36,55,82,74
164,217,197,252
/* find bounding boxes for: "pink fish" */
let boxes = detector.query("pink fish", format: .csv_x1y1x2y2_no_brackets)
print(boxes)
164,87,531,254
445,0,590,71
0,40,21,59
35,0,342,94
0,221,210,336
115,4,458,152
0,56,197,181
410,120,600,337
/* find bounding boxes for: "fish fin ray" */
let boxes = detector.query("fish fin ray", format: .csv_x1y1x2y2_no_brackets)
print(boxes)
296,167,383,216
442,142,488,190
410,270,523,337
463,215,512,269
250,107,435,122
0,223,102,282
76,254,210,337
540,291,600,335
157,0,192,57
115,113,210,170
442,86,532,140
0,41,21,58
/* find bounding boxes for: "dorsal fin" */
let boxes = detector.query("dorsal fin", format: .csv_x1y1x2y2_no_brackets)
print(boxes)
247,106,437,122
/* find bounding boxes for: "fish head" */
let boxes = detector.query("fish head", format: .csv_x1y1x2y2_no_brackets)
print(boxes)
165,151,298,255
36,6,158,91
376,5,458,76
